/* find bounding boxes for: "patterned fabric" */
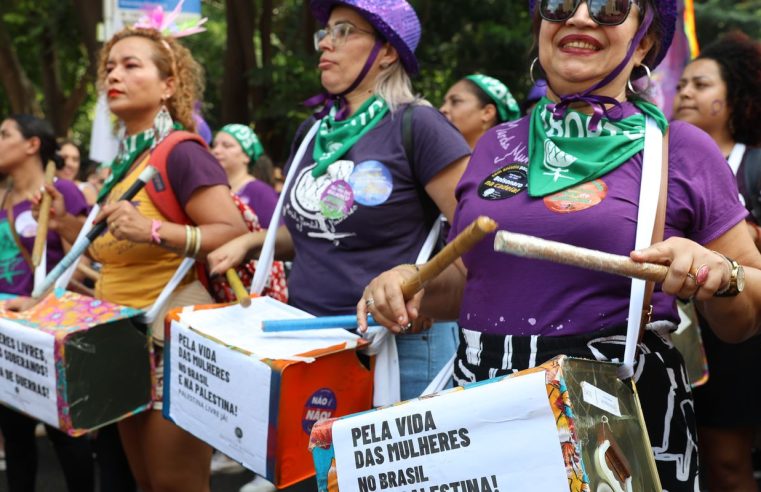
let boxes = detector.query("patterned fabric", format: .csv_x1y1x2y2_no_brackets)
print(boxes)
209,193,288,304
465,74,520,123
454,325,699,492
219,124,264,162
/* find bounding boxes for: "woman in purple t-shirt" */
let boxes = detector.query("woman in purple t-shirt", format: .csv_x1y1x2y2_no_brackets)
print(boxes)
211,124,279,228
0,114,93,491
673,32,761,491
209,0,469,400
360,1,761,490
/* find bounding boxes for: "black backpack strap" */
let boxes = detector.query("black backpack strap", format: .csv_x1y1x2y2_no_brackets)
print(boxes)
742,147,761,223
402,104,438,229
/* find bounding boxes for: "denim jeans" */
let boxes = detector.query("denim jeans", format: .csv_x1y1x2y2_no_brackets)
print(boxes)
395,321,459,401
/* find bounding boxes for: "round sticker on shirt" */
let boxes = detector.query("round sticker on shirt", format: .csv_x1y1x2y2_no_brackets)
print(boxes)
320,180,354,220
543,179,608,213
14,210,38,238
347,160,393,206
478,163,528,200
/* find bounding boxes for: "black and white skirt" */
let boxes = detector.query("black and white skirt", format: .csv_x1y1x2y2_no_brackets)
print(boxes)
454,324,698,492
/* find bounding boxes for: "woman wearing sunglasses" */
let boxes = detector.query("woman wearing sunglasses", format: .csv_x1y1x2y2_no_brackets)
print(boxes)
209,0,468,410
358,1,761,490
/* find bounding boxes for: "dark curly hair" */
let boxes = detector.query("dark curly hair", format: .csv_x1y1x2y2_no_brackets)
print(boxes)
697,31,761,146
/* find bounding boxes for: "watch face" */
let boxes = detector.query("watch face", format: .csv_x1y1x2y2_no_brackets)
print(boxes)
737,264,746,292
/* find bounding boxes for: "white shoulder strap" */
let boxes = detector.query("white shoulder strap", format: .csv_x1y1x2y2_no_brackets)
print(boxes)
53,204,100,292
250,120,321,295
621,117,663,377
727,143,746,176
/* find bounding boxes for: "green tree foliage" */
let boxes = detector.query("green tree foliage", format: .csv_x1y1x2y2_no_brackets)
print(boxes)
0,0,759,162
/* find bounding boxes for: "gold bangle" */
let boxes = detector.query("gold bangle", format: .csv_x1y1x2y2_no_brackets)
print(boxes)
183,225,192,257
192,227,202,257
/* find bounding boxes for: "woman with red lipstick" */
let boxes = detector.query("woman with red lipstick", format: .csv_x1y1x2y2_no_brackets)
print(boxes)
673,31,761,491
209,0,469,405
359,1,761,490
92,26,248,492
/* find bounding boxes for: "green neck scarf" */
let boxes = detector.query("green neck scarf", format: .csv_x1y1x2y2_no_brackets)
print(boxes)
312,95,389,177
528,97,668,197
98,129,154,202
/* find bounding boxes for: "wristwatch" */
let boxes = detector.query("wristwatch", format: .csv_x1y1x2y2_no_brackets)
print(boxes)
714,253,745,297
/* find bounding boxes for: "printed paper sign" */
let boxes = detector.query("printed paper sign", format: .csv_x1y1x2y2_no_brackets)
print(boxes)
167,321,272,474
332,371,569,492
0,319,57,427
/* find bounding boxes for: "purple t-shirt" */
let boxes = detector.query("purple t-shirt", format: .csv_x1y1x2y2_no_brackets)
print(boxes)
166,141,229,207
283,104,470,316
236,179,278,228
451,103,748,336
0,179,88,296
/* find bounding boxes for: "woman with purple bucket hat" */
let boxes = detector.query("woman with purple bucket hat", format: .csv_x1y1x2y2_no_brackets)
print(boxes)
209,1,469,488
360,0,761,490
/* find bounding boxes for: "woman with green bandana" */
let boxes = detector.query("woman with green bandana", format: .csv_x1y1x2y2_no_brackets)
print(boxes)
358,1,761,490
209,0,470,407
91,25,248,492
440,74,521,149
212,124,279,228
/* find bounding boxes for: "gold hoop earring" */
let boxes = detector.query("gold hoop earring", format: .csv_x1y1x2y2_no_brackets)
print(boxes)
530,57,541,85
627,64,652,94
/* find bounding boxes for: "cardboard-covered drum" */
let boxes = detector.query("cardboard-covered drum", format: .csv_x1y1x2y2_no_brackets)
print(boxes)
0,290,153,436
163,296,374,489
310,355,661,492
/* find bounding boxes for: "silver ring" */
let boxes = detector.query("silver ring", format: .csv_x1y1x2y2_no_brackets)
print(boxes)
365,297,375,308
686,272,696,282
400,322,412,333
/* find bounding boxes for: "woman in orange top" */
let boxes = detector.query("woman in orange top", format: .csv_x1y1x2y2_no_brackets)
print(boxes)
91,26,247,492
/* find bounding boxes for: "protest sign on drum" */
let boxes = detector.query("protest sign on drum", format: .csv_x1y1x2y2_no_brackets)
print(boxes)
164,296,374,488
310,356,661,492
0,291,153,435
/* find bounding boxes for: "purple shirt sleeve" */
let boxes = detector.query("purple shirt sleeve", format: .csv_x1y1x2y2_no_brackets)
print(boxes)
166,141,229,208
410,105,471,185
237,180,279,228
56,178,89,217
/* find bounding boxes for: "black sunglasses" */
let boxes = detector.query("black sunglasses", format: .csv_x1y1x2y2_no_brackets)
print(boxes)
540,0,638,26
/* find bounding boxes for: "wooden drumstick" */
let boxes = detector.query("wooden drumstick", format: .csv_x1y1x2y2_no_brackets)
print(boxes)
493,230,669,282
226,268,251,307
401,216,497,299
32,160,57,267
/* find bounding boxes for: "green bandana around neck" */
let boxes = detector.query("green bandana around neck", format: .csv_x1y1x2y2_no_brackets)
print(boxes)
527,97,668,197
466,74,520,122
220,124,264,162
311,95,389,177
98,109,181,203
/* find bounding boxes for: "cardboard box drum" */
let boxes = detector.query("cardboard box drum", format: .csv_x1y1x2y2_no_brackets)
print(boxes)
0,290,153,436
163,296,373,489
310,355,661,492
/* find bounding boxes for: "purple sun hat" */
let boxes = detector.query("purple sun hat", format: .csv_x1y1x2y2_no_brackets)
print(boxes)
310,0,421,74
528,0,676,76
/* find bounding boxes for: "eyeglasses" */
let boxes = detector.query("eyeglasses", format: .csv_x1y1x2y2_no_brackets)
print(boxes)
313,22,374,51
540,0,638,26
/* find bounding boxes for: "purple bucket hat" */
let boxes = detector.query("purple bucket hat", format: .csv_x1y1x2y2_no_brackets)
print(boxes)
310,0,421,74
528,0,676,74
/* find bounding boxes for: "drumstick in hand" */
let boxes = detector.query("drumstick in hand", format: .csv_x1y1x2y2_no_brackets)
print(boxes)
32,160,56,267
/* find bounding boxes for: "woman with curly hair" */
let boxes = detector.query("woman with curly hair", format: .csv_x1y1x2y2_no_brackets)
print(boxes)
673,31,761,491
92,26,248,492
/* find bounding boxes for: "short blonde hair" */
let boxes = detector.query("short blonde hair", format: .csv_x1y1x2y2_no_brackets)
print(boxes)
374,61,416,113
97,27,204,132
